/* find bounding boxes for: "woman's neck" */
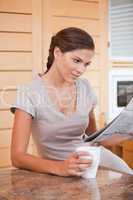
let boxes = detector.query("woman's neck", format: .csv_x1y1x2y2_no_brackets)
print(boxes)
41,64,74,89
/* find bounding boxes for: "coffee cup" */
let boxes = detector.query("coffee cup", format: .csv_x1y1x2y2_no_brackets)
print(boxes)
76,145,101,179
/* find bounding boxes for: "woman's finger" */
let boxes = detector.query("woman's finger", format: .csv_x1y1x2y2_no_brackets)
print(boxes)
70,152,79,159
69,163,90,172
77,164,91,172
77,157,93,164
69,169,84,177
76,151,92,157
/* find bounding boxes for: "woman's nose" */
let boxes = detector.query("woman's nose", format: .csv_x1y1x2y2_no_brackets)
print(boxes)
77,65,86,74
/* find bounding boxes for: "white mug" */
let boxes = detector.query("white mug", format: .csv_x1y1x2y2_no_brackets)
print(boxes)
76,146,101,179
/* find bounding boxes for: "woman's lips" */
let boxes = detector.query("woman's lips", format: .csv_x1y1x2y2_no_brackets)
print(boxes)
71,72,80,78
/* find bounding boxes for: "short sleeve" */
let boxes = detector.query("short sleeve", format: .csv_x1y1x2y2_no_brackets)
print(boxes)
10,85,36,118
89,86,98,108
83,78,98,109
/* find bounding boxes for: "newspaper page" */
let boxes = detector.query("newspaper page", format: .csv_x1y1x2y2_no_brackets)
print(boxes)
84,97,133,144
99,146,133,175
84,98,133,175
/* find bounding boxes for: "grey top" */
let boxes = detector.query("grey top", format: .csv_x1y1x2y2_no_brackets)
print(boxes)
10,74,97,160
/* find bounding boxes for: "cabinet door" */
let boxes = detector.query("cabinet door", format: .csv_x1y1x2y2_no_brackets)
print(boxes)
123,140,133,169
0,0,42,167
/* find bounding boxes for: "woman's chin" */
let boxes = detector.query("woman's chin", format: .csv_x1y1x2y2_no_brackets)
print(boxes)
66,77,76,84
64,75,78,84
72,74,79,79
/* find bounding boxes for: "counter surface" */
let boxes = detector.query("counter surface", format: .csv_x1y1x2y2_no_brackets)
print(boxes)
0,168,133,199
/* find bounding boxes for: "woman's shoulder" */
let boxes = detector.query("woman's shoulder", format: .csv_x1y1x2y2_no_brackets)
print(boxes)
77,77,92,90
77,77,97,106
17,73,44,92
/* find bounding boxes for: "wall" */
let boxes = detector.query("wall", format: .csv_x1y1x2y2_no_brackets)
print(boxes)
0,0,34,167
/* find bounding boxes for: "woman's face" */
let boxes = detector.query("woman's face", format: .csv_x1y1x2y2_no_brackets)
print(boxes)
54,48,94,83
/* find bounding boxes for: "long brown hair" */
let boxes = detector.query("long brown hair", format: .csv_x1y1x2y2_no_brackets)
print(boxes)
45,27,95,74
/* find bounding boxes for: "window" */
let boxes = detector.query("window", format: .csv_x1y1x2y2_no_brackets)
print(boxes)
109,0,133,61
117,81,133,106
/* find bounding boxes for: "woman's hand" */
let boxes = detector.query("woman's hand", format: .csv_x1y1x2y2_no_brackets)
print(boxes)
98,133,133,147
59,151,93,177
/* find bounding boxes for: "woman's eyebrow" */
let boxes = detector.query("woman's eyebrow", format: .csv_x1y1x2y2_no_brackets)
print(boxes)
74,56,91,65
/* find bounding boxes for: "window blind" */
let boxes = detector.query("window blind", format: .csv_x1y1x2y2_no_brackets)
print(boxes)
109,0,133,60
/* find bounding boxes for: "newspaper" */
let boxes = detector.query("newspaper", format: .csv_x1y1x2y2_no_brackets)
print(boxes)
84,97,133,144
99,146,133,175
83,98,133,175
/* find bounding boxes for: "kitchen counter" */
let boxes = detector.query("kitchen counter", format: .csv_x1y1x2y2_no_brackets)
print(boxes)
0,168,133,200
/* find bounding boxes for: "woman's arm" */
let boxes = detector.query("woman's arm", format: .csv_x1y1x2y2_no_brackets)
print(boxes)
11,109,92,177
85,109,97,135
11,109,64,175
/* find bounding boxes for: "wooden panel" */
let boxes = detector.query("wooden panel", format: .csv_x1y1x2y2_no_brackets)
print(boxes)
32,0,43,73
0,147,11,167
0,0,32,13
123,140,133,151
0,110,14,129
0,52,32,70
0,71,32,89
93,37,100,53
0,129,34,148
0,0,33,168
98,112,106,129
112,145,123,159
81,71,100,87
52,16,100,36
89,53,100,70
98,0,108,114
0,130,11,148
73,0,99,1
122,140,133,168
123,140,133,168
0,89,17,109
123,150,133,169
0,33,32,51
0,13,32,32
52,0,99,19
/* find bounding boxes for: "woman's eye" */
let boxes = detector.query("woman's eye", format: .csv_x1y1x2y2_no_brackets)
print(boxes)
73,58,80,63
85,63,90,67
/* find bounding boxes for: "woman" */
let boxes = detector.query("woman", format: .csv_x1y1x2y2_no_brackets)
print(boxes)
10,27,98,177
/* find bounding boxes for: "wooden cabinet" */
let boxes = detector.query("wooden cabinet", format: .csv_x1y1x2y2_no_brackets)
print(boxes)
111,140,133,169
123,140,133,169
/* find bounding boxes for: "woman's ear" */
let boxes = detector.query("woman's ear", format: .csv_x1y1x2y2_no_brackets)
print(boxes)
54,47,62,59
